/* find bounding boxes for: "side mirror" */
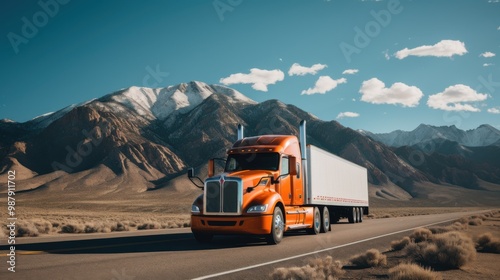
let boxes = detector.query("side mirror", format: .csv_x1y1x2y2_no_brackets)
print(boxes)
187,168,195,178
289,156,297,176
187,167,203,189
208,159,215,178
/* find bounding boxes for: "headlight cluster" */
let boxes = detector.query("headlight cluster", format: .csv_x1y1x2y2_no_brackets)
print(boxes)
247,204,268,213
191,205,200,213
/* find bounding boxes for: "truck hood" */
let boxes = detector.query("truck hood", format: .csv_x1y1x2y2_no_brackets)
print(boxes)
225,170,277,189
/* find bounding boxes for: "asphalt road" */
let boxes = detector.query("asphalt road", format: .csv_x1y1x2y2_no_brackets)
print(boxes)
0,210,488,280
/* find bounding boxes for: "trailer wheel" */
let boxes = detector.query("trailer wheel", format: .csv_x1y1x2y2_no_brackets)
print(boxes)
307,207,321,234
193,232,213,243
267,207,284,245
348,207,356,224
320,206,330,233
358,207,363,223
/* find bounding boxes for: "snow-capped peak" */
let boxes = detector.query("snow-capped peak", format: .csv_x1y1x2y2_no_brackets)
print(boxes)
108,81,256,121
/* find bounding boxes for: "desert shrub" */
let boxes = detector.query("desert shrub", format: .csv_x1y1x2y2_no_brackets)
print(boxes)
476,232,500,253
410,228,433,243
60,223,85,234
405,231,476,269
468,218,482,226
349,248,387,268
367,214,376,219
470,215,485,220
388,263,442,280
137,221,161,230
32,219,53,234
391,236,411,251
382,214,393,218
429,222,467,234
271,256,344,280
457,217,469,224
111,222,129,232
16,221,39,237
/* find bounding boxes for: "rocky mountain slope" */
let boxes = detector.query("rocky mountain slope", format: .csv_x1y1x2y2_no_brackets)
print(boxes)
1,81,499,205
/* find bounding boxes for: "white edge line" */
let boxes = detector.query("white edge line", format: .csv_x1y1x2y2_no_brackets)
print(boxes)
192,218,459,280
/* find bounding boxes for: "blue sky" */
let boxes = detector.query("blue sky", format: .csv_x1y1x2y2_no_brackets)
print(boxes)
1,0,499,133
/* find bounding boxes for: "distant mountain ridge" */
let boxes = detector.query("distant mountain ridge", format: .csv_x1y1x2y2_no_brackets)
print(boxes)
1,81,499,206
361,124,500,147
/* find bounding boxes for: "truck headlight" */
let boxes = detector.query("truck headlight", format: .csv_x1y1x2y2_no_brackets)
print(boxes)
247,204,268,213
191,205,200,213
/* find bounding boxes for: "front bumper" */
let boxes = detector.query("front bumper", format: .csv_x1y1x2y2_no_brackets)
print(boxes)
191,214,273,235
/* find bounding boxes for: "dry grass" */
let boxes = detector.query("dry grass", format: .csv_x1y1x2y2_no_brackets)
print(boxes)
391,236,411,251
1,214,191,237
475,232,500,253
348,248,387,268
270,256,344,280
410,228,433,243
405,231,476,269
429,222,468,234
388,263,442,280
468,218,483,226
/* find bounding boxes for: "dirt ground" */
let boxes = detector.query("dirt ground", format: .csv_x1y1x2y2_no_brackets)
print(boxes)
274,209,500,280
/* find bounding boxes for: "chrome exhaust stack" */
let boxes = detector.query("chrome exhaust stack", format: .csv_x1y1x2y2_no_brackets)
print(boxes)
299,120,308,196
237,124,244,140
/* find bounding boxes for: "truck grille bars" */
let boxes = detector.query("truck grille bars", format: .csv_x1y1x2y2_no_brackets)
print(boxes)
204,176,242,215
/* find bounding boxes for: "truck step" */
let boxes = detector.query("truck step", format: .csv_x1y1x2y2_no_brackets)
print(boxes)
287,224,311,230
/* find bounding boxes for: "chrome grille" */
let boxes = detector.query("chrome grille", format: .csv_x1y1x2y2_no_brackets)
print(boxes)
204,176,242,215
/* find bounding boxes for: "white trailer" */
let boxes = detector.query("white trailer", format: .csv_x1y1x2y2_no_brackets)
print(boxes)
304,145,369,224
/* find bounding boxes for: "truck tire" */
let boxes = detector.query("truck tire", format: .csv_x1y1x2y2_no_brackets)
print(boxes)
307,207,321,234
348,207,356,224
358,207,363,223
320,206,330,233
193,232,213,243
267,207,284,245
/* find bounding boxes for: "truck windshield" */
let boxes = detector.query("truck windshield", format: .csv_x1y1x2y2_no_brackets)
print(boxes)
225,153,280,172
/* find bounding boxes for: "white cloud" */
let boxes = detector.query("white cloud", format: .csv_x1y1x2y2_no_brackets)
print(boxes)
383,49,390,60
219,68,285,92
342,69,359,75
394,40,467,59
483,63,494,67
487,108,500,114
288,63,327,76
337,112,360,119
301,76,346,95
359,78,423,107
427,84,488,112
480,51,496,58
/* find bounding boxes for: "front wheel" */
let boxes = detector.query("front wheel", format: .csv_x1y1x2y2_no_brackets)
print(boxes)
267,207,284,245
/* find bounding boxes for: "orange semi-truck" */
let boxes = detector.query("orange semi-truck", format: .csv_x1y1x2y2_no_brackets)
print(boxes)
188,120,368,244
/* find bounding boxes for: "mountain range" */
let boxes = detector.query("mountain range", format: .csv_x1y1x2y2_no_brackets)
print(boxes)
1,81,499,206
360,124,500,148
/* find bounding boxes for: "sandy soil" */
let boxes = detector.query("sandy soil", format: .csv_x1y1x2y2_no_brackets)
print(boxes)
272,210,500,280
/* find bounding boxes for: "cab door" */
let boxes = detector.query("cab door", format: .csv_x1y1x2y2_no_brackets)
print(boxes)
278,155,292,205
